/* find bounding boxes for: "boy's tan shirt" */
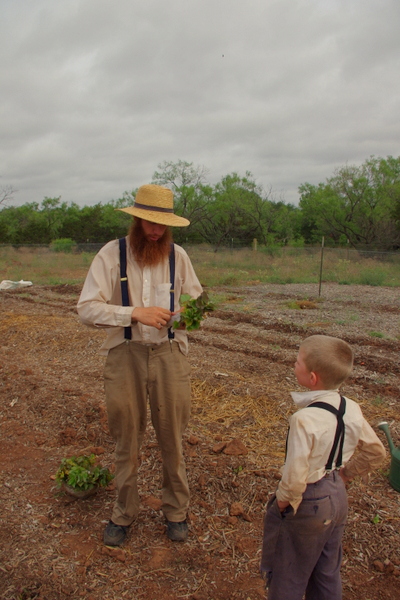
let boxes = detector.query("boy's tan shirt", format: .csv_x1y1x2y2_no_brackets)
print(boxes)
276,389,386,512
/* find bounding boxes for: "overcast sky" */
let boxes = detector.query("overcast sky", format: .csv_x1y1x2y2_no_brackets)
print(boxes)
1,0,400,208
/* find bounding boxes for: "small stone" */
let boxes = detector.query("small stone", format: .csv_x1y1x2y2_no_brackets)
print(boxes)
230,502,244,516
223,438,248,456
254,470,268,478
142,495,162,511
384,559,394,573
242,512,252,522
187,435,200,445
373,559,384,572
101,546,126,562
212,442,227,453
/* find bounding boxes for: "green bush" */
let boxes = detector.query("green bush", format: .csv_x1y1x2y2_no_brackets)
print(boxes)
55,454,113,491
358,270,386,286
51,238,76,253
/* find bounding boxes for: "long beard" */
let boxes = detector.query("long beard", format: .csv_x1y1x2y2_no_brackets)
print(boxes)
129,218,172,266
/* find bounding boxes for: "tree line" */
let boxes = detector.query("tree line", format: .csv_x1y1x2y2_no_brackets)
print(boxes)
1,156,399,250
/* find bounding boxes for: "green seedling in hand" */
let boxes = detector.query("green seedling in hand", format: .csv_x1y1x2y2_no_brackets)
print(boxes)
173,291,215,331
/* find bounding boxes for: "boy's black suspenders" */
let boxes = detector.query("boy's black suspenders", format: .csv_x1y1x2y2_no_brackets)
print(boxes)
309,396,346,470
119,238,175,341
285,395,346,471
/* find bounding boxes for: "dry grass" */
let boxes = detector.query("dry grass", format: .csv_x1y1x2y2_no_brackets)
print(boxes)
1,244,400,287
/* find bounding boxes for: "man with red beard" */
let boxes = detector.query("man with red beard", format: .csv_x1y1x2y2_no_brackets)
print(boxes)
77,184,202,546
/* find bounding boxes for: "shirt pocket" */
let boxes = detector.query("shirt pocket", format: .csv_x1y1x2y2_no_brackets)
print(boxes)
155,283,172,309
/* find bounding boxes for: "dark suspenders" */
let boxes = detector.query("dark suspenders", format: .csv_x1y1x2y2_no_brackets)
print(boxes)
285,395,346,471
119,237,132,340
119,238,175,341
309,396,346,470
168,243,175,340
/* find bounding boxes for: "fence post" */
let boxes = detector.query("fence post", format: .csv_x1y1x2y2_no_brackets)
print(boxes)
253,238,258,252
318,236,325,297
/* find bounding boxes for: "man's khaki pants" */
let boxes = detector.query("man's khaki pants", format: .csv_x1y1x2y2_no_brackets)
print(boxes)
104,340,191,526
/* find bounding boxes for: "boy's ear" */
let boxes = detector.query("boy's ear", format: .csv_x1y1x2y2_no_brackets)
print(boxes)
310,371,318,386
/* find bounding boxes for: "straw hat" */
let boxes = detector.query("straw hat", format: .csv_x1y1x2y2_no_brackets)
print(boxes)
117,184,190,227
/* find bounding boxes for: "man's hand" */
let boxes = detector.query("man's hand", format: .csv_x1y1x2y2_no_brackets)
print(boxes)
170,308,186,330
132,307,172,330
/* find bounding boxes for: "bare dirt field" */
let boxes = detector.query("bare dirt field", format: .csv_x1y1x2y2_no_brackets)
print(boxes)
1,282,399,600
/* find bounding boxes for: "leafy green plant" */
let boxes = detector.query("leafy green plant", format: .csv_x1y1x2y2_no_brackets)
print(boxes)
369,331,384,338
358,270,386,286
286,300,301,310
50,238,76,253
371,514,381,524
233,465,244,474
173,291,215,331
55,454,113,491
371,395,384,406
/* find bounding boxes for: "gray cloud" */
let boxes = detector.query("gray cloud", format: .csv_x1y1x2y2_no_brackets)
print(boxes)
1,0,399,208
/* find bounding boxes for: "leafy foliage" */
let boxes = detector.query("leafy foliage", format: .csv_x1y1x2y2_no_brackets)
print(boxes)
50,238,76,253
1,156,399,250
55,454,113,491
173,291,215,331
299,155,400,249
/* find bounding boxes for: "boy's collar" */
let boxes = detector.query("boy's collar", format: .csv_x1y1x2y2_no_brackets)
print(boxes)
290,389,339,408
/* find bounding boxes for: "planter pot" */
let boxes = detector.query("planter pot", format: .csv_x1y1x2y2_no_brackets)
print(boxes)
62,483,98,499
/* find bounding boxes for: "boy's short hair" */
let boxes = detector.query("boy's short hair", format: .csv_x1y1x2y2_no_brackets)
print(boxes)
300,335,354,389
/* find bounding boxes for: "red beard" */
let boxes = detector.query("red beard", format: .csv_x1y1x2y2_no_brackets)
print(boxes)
129,218,172,266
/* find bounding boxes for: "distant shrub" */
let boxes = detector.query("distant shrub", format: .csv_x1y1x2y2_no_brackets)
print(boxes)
358,270,386,286
221,273,238,285
51,238,76,253
259,245,283,258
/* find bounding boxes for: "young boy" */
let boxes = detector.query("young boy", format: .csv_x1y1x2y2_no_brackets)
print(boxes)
261,335,386,600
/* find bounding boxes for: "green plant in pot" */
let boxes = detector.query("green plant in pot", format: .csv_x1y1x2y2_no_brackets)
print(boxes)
55,454,113,498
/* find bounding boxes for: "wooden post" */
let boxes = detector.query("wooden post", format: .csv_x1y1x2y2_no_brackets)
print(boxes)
253,238,258,252
318,236,325,297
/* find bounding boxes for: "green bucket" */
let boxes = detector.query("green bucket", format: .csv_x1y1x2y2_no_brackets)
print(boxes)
378,422,400,493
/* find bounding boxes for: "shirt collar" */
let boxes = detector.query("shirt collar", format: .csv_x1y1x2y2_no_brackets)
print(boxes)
290,389,339,408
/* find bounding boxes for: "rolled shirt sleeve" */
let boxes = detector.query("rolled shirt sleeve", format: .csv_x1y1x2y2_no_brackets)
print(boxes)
77,247,135,329
341,420,386,480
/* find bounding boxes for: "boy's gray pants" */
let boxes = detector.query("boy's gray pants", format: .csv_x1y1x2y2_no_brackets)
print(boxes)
261,471,348,600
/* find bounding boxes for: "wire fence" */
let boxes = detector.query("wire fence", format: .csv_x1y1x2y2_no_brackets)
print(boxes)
1,243,399,263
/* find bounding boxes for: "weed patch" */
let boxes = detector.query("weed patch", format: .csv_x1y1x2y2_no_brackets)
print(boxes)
369,331,385,338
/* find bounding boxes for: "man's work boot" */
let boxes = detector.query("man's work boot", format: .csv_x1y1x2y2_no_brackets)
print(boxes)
103,520,129,546
167,520,188,542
